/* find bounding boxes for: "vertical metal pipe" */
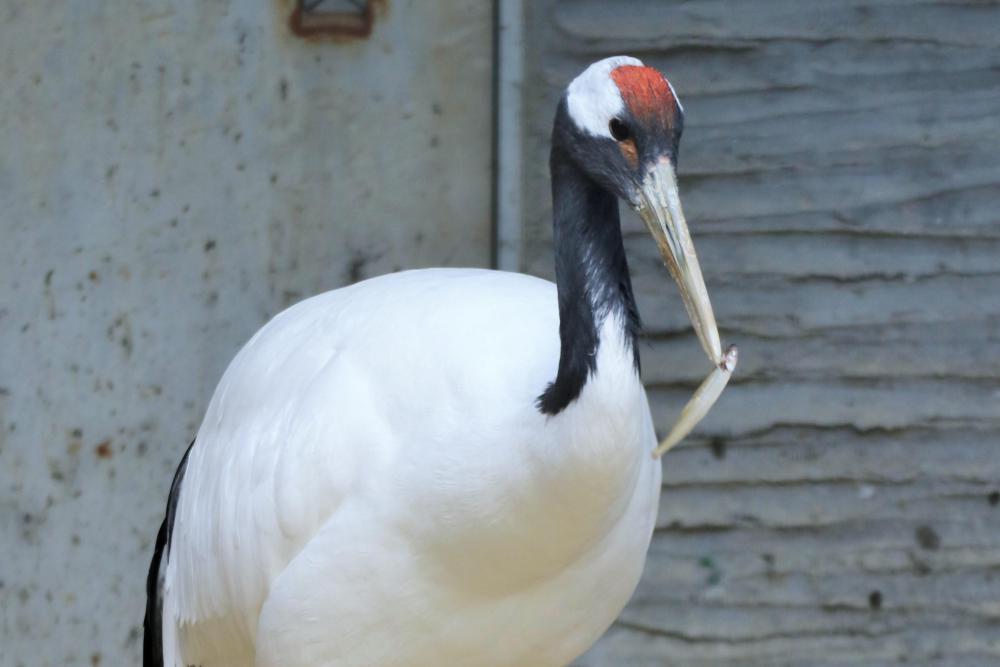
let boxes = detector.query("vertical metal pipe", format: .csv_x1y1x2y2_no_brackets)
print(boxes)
494,0,524,272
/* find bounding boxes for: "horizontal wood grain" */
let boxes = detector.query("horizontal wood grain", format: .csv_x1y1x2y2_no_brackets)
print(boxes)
521,1,1000,664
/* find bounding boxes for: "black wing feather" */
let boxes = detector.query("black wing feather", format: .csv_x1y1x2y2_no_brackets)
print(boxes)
143,439,195,667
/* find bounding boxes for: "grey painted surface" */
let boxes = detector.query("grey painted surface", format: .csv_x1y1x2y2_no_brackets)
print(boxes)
0,1,492,665
514,1,1000,665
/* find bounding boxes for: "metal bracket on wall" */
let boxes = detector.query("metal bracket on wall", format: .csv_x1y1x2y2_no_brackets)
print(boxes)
290,0,375,39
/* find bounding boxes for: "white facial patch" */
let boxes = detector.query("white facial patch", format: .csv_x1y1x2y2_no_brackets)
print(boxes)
566,56,644,139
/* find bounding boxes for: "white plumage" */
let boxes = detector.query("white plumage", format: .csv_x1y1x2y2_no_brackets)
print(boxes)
146,56,725,667
163,270,660,666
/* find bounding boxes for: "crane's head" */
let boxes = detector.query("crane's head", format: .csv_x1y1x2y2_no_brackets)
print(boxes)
554,56,720,362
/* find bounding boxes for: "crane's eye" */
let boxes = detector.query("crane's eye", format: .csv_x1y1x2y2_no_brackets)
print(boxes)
609,118,631,142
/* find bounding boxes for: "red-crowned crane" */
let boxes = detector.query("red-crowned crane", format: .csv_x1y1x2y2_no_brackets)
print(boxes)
144,56,733,667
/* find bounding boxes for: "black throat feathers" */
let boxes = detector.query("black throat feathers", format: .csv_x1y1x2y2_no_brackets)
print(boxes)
537,145,641,415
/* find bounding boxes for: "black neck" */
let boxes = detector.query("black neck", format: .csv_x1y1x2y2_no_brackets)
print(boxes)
537,145,640,415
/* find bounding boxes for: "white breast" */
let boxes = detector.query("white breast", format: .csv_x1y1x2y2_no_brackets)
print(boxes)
164,268,661,667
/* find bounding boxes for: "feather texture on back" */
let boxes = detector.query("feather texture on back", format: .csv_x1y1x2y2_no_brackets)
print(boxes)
156,268,660,667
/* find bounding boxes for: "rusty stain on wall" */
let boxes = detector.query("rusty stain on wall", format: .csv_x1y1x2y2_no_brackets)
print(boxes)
290,1,370,39
286,0,388,40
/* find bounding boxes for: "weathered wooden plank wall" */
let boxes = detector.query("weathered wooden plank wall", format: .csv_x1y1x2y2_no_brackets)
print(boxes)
518,1,1000,664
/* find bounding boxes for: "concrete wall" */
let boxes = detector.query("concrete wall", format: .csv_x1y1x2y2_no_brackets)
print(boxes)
513,2,1000,665
0,2,493,665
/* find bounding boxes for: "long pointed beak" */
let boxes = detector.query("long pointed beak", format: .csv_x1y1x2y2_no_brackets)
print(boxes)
635,158,722,364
